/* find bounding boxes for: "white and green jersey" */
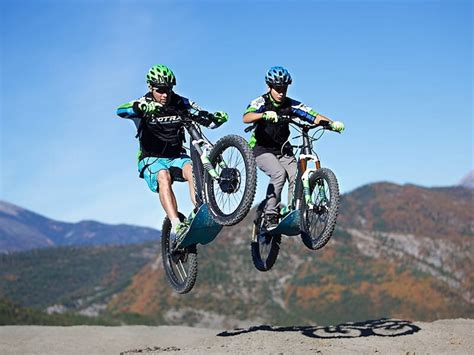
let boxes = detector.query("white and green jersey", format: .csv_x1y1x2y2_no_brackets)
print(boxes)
244,93,318,156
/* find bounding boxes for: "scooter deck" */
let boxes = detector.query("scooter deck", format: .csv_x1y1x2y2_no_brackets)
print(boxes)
266,210,301,236
180,204,223,248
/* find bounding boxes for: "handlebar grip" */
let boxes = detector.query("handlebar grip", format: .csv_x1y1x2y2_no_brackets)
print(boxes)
318,120,331,128
244,125,255,133
197,110,210,118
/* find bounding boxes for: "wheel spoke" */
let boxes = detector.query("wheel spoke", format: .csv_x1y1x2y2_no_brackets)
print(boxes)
228,147,235,166
217,186,225,204
178,260,187,279
175,262,184,282
231,190,239,207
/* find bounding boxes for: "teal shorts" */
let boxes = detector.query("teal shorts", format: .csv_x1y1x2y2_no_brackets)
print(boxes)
138,155,192,193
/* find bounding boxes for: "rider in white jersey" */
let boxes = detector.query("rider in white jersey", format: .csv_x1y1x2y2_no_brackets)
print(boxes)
243,66,344,229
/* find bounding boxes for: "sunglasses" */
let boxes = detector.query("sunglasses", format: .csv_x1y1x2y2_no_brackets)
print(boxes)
271,85,288,93
153,86,172,94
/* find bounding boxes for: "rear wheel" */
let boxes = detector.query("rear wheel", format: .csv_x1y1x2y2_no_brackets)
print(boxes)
300,168,340,250
161,213,198,294
205,135,257,226
250,201,280,272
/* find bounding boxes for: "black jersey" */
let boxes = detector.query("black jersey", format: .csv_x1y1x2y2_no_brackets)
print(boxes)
118,92,215,158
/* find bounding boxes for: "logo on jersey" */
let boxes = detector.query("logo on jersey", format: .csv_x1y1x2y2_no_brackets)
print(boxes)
149,115,181,125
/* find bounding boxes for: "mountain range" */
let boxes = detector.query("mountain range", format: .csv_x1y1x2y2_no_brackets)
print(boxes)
0,175,473,326
0,201,160,253
105,181,473,327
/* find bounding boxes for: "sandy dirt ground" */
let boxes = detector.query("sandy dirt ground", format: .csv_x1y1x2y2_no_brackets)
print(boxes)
0,319,472,354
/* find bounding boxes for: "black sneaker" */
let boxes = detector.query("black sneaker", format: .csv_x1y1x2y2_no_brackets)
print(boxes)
264,214,279,231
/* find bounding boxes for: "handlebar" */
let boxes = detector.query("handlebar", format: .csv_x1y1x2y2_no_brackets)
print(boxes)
244,114,332,132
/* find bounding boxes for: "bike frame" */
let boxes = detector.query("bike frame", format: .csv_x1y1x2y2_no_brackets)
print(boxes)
290,124,323,211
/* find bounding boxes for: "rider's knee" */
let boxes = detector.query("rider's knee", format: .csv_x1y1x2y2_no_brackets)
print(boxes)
182,164,193,180
157,170,172,186
271,169,286,182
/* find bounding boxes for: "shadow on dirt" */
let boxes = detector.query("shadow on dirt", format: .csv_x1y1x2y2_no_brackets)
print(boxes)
217,318,421,339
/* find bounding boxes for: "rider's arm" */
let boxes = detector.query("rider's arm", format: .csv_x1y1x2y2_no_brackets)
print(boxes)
243,96,265,123
117,101,140,118
116,100,143,132
117,97,149,119
288,99,333,125
243,112,264,123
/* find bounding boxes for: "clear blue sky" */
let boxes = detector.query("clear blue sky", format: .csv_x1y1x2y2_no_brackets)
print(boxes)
1,0,472,228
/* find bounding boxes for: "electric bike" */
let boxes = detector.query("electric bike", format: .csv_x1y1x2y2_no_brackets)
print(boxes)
160,111,257,293
247,116,341,271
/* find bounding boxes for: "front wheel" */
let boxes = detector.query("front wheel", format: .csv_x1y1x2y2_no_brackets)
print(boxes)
300,168,340,250
205,135,257,226
161,213,198,294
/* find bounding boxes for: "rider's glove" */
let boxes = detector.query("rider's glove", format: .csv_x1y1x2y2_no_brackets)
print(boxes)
212,111,228,126
138,101,163,115
262,111,278,123
330,121,345,133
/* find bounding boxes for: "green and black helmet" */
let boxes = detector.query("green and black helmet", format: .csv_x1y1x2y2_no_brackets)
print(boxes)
146,64,176,87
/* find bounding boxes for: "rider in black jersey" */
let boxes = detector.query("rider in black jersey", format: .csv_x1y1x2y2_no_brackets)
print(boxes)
117,64,228,244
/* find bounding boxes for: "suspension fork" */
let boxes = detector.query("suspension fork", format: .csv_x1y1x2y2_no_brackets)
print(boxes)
187,125,221,181
300,155,322,208
293,163,304,210
298,127,323,208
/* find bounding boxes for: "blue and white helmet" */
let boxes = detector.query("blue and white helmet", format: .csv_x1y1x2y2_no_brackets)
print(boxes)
265,66,292,86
